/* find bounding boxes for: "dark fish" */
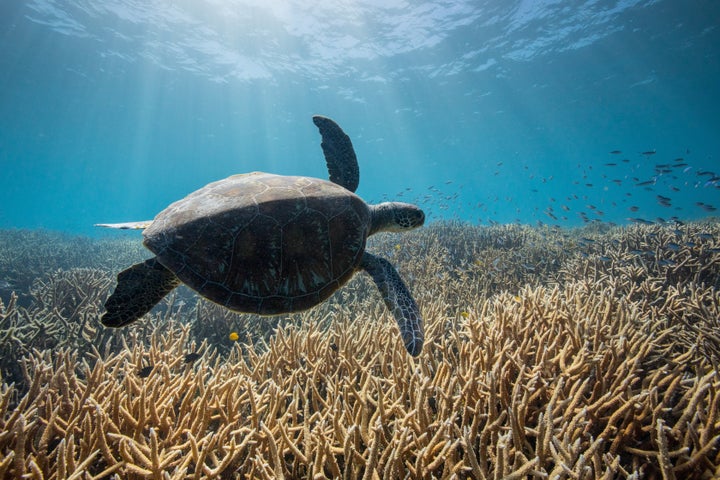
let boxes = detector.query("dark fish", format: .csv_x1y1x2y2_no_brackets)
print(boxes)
641,150,656,156
184,352,202,364
635,180,655,186
610,150,622,154
629,206,639,212
138,365,153,378
657,195,672,207
604,163,617,166
697,203,717,212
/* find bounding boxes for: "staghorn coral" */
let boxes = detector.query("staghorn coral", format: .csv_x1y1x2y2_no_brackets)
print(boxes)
0,220,719,478
0,229,146,307
0,284,718,477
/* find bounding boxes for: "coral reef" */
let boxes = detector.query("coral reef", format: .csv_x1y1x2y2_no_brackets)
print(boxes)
0,219,719,478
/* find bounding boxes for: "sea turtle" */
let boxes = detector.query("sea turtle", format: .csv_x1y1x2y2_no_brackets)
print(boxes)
98,116,425,356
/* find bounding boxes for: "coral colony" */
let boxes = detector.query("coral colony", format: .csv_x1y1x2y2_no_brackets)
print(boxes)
1,220,720,478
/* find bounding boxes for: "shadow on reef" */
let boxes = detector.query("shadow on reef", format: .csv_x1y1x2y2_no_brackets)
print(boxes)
0,219,719,478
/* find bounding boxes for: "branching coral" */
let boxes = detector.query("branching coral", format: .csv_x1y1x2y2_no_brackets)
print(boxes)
0,220,719,478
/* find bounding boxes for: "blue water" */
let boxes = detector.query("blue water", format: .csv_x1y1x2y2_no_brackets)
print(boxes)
1,0,718,235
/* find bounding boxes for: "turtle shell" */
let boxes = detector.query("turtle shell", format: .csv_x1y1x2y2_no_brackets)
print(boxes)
143,172,371,314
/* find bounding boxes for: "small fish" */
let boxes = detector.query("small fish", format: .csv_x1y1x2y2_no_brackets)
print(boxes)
229,332,240,341
184,352,202,364
459,311,470,318
610,150,622,154
641,150,656,156
138,365,153,378
628,217,654,225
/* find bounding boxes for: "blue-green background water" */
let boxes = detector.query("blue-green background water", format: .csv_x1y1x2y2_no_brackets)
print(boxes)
1,0,718,235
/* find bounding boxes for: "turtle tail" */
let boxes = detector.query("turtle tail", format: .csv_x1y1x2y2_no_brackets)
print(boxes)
102,258,181,327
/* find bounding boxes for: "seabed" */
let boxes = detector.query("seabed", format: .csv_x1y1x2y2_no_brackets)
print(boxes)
1,220,719,479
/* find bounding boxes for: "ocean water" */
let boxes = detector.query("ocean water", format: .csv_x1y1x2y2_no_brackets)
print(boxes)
0,0,718,235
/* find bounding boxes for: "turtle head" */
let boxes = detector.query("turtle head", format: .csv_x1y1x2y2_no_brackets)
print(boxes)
369,202,425,235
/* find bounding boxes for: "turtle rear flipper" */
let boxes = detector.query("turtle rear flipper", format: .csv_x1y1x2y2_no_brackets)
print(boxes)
360,252,424,356
102,258,180,327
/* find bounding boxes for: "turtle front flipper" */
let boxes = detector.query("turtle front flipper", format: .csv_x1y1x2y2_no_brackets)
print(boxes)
360,252,424,356
102,258,181,327
312,115,360,193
